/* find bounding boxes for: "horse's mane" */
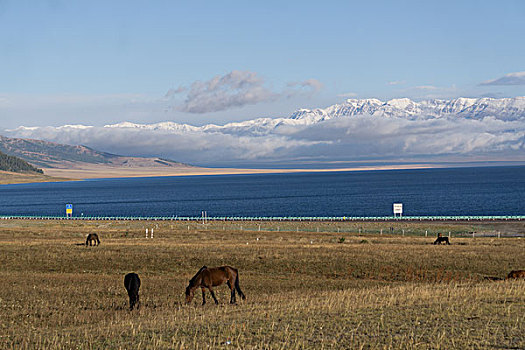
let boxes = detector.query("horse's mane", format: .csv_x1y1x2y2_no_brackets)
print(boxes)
189,266,207,284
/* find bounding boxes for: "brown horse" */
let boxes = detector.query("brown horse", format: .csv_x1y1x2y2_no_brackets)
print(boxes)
185,266,246,305
433,233,450,245
85,233,100,246
506,270,525,280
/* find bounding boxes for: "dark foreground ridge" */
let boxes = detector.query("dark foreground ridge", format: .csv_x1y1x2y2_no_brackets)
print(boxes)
0,150,43,174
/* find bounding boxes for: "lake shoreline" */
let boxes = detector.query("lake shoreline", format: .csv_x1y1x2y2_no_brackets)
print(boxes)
40,163,438,182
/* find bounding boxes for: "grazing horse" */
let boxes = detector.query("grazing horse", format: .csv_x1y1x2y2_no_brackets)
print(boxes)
506,270,525,280
433,233,450,245
85,233,100,246
124,273,141,310
185,266,246,305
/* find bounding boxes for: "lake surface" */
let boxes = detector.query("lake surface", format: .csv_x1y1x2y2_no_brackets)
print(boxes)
0,166,524,217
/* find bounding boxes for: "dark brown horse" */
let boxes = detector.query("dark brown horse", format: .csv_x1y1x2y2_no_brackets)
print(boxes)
124,273,141,310
506,270,525,280
85,233,100,246
433,233,450,245
185,266,246,305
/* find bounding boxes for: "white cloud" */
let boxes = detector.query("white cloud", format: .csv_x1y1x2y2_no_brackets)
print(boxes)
413,85,438,90
387,80,405,86
173,71,278,113
286,79,323,93
480,71,525,86
6,112,524,167
166,71,323,114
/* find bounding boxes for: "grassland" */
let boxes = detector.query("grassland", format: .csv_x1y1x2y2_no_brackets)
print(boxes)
0,220,523,349
0,171,72,185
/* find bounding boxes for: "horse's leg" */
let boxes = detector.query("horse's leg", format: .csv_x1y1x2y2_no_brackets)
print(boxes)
234,273,246,300
227,281,236,304
201,287,206,305
208,287,219,305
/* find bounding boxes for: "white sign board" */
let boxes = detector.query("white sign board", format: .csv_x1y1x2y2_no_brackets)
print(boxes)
393,203,403,216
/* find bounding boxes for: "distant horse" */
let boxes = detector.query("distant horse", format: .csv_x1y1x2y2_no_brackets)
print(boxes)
185,266,246,305
506,270,525,280
483,276,503,281
433,233,450,245
85,233,100,246
124,273,141,310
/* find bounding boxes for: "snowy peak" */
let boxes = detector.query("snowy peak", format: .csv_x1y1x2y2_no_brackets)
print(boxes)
386,98,416,109
289,96,525,122
99,97,525,137
8,97,525,140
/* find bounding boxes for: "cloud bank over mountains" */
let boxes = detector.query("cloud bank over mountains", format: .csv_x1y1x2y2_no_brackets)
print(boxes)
5,97,525,167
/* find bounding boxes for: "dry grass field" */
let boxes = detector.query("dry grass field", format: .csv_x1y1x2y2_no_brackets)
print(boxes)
0,171,72,185
0,220,524,349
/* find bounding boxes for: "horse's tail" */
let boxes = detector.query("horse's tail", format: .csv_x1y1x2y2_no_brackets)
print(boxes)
124,273,132,292
234,269,246,300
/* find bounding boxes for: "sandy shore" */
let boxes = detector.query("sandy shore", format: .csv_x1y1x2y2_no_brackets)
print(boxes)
41,163,437,180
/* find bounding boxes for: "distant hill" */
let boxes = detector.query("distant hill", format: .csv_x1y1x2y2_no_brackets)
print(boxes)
0,135,191,169
0,150,43,174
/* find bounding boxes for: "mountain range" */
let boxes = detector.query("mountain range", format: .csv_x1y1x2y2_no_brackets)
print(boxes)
101,96,525,135
4,97,525,167
0,135,190,169
9,97,525,138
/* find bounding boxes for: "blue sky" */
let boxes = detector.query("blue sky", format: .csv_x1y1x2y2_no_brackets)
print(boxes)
1,0,525,128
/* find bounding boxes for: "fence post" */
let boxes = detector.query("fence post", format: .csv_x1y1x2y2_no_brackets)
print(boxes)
146,228,148,238
425,230,428,237
498,232,501,238
448,231,451,238
380,228,383,235
258,225,261,232
402,229,405,236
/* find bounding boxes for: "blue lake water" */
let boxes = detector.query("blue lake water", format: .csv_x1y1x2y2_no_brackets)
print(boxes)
0,166,524,217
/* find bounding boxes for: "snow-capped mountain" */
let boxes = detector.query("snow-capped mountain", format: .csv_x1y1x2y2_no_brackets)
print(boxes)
96,97,525,136
286,97,525,123
5,97,524,166
9,97,525,138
